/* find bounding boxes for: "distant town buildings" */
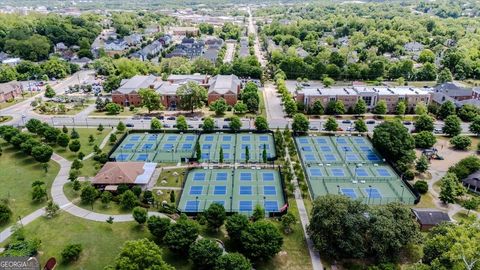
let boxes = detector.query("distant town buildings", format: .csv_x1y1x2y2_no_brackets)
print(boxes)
170,26,199,37
0,81,23,103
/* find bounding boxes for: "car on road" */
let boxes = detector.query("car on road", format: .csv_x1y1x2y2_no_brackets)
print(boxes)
222,124,230,129
342,120,352,124
366,120,376,124
403,121,412,125
163,124,171,128
126,123,134,127
434,128,443,134
143,117,152,120
224,118,231,122
166,116,175,120
309,126,319,131
187,124,194,128
346,127,354,132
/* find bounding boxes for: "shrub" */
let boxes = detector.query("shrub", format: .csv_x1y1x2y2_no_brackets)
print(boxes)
61,244,82,263
450,136,472,150
413,180,428,194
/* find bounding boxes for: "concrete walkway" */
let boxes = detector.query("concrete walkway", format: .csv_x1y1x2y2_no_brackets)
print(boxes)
84,128,116,160
285,147,323,270
0,209,46,243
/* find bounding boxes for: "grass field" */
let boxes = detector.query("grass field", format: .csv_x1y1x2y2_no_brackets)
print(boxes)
156,168,187,188
0,142,60,231
78,131,124,177
89,107,148,117
52,128,110,161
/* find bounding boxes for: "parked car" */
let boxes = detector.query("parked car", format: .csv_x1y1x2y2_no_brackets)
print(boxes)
126,123,134,127
366,120,376,125
434,128,443,134
224,118,231,122
166,116,175,120
403,121,412,125
163,124,171,128
342,120,352,124
222,124,230,129
309,126,319,131
346,127,354,132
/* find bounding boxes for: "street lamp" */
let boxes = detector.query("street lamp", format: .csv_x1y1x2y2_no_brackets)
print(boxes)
196,196,199,212
337,185,340,195
368,185,372,205
400,185,405,203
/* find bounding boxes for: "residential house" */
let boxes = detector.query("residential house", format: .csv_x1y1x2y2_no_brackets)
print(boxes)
462,170,480,194
111,75,159,106
432,82,473,106
124,34,142,46
404,41,424,53
208,74,242,105
411,209,451,231
104,39,128,53
92,162,157,190
171,26,199,36
1,57,21,66
159,35,172,46
203,48,220,63
54,42,68,53
132,40,163,61
0,81,23,103
166,38,205,59
239,37,250,58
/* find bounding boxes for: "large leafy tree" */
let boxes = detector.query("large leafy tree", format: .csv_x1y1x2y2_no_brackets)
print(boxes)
326,100,345,115
147,216,171,241
442,115,462,137
229,116,242,131
226,213,249,243
439,172,465,204
469,116,480,135
292,113,309,134
176,81,207,113
176,115,188,131
438,100,456,119
189,239,223,270
163,216,200,254
215,253,252,270
31,144,53,163
353,99,367,115
254,116,269,131
374,100,388,115
204,202,226,231
324,117,338,132
202,117,215,131
138,88,163,113
413,131,437,149
458,104,479,122
414,114,434,132
210,98,228,115
372,121,415,170
109,239,174,270
240,220,283,261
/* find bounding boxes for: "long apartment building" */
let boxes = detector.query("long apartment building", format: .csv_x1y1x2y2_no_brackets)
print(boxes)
295,86,432,113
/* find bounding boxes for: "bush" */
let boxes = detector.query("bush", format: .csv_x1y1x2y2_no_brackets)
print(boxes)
61,244,82,263
450,136,472,150
413,131,436,149
414,180,428,194
0,203,12,224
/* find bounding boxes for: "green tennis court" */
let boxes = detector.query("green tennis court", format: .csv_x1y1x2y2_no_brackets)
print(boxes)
178,168,286,215
297,135,416,205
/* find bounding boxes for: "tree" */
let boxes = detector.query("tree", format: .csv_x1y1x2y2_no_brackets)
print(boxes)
150,117,162,130
72,180,81,191
230,116,242,131
147,216,171,240
69,139,81,153
413,131,437,148
100,191,112,208
252,204,264,221
176,115,188,131
354,119,367,132
117,121,126,132
372,121,415,170
97,124,104,132
324,117,338,132
61,244,82,263
443,115,462,137
205,203,226,231
226,213,249,243
283,98,297,116
219,147,224,163
309,100,324,115
215,253,252,270
132,207,148,225
95,97,105,111
469,116,480,135
80,185,97,208
109,133,117,144
374,100,387,115
353,99,367,115
195,141,202,160
242,82,260,112
31,181,47,201
241,220,283,261
105,102,122,115
210,98,228,115
308,195,369,259
110,239,174,270
245,145,250,163
120,190,137,210
415,102,428,115
396,101,406,116
176,81,207,113
56,133,70,148
458,104,479,122
234,101,248,114
254,116,268,131
0,202,12,224
291,113,309,134
189,239,223,269
450,135,472,150
326,100,345,115
44,84,56,98
280,212,296,234
419,49,435,63
438,101,456,120
415,114,434,132
437,69,453,83
262,144,268,163
463,198,479,216
323,76,334,87
163,216,200,254
202,117,215,131
88,134,95,145
439,173,465,204
70,128,79,139
416,156,429,173
414,180,428,194
45,200,60,218
26,119,43,133
139,88,163,113
31,144,53,164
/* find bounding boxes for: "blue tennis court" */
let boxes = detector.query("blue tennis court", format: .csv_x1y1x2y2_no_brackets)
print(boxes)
305,154,316,161
193,173,206,181
316,138,327,144
240,172,252,181
223,136,232,141
182,143,192,149
216,172,228,181
324,154,336,161
354,137,365,144
336,138,347,144
262,172,274,181
205,135,214,142
239,201,253,211
320,146,331,151
223,153,230,159
356,168,368,177
142,143,154,150
367,153,380,161
341,146,353,152
185,201,199,211
241,144,251,149
201,153,210,159
130,135,141,142
163,144,174,151
259,136,268,142
309,168,322,176
122,144,134,150
202,144,212,150
331,168,345,177
360,146,371,151
341,188,357,199
264,186,276,195
146,135,158,141
299,138,309,144
365,188,382,198
302,146,312,151
240,186,252,195
136,154,148,161
264,201,278,211
241,136,251,142
214,186,227,195
167,136,177,141
346,154,360,161
116,154,129,161
189,186,203,195
377,168,391,177
185,135,195,141
260,144,270,150
221,144,230,149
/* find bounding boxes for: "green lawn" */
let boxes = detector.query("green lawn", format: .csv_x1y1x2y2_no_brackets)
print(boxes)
156,168,187,188
416,193,436,208
89,107,148,117
52,128,110,161
34,104,91,116
0,116,13,123
0,143,60,231
78,132,123,177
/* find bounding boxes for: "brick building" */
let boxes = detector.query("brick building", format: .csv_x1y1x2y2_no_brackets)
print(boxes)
111,75,159,106
0,81,23,103
208,75,242,106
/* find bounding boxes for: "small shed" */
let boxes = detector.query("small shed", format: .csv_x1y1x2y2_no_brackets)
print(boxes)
462,170,480,194
412,208,451,230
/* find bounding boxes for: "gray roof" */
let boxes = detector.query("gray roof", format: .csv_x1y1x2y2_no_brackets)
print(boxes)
203,48,219,63
209,74,241,95
156,83,181,95
116,75,157,94
0,81,21,94
412,209,451,226
463,170,480,189
434,82,472,97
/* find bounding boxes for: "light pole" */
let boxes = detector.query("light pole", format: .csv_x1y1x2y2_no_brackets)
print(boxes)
368,185,372,205
337,185,340,195
400,185,405,203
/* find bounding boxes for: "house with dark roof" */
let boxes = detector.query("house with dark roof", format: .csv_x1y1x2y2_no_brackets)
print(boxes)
404,41,424,53
111,75,159,106
208,74,242,105
432,82,474,107
412,208,451,230
462,170,480,194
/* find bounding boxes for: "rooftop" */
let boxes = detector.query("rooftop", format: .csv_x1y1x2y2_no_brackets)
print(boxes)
116,75,157,94
92,162,157,185
209,74,241,94
412,208,451,226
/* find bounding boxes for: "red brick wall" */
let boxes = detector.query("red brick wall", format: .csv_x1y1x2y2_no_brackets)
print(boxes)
208,93,238,106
